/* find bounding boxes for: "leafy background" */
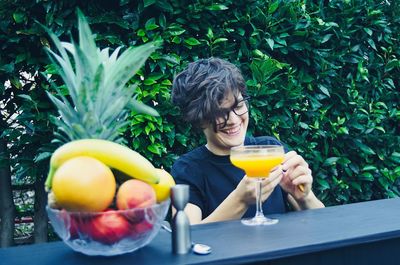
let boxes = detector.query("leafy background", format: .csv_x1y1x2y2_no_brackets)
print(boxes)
1,0,399,243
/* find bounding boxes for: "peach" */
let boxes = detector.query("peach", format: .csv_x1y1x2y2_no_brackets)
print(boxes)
116,179,156,210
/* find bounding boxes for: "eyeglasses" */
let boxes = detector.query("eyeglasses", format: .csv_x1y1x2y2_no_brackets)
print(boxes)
215,96,250,128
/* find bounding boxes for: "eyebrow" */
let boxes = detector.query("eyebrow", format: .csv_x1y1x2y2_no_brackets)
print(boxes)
219,97,246,113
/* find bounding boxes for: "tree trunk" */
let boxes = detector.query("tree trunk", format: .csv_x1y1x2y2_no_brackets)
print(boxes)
34,175,48,243
0,138,16,247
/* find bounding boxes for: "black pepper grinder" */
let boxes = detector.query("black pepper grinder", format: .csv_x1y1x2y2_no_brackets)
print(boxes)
171,184,191,254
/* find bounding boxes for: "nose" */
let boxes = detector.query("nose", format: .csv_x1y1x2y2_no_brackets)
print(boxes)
225,110,242,125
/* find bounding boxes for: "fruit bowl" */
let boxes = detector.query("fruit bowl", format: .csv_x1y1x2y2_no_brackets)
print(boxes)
46,199,170,256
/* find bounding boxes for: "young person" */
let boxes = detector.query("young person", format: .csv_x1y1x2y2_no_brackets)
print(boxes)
171,58,324,225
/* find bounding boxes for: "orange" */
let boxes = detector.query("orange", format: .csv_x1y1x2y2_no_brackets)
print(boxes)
52,156,116,212
150,168,176,203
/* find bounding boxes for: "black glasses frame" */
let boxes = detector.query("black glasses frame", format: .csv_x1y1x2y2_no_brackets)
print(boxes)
215,96,251,128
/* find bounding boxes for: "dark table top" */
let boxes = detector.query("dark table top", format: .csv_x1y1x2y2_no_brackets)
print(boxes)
1,198,400,265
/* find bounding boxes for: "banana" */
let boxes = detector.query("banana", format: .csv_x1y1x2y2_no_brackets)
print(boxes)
45,139,159,191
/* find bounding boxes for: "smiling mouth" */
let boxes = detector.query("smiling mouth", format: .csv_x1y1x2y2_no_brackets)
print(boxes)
220,125,241,135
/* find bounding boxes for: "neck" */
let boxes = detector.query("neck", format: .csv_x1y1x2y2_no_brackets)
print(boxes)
205,144,231,156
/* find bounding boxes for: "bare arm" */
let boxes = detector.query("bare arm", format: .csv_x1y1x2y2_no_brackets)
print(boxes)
179,168,284,224
280,151,325,210
182,192,247,225
287,191,324,211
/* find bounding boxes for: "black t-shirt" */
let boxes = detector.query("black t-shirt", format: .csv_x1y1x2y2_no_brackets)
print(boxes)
171,136,289,219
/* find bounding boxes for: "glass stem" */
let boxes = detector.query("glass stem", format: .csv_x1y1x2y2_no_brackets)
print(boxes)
255,178,264,218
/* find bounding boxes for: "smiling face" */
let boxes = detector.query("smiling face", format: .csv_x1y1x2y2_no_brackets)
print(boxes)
202,93,249,155
171,58,249,155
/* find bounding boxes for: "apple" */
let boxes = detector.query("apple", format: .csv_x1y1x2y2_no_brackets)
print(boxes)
130,208,157,238
68,213,80,239
122,208,146,224
131,219,154,238
70,212,94,240
60,209,82,239
87,209,131,244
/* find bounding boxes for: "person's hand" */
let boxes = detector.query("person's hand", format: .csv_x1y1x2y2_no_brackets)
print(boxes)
233,166,283,206
280,151,313,200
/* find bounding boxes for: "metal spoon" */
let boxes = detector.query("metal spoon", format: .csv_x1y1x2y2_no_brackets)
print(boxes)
161,221,212,255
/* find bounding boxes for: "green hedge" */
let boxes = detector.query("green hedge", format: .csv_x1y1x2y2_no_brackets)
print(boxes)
1,0,399,206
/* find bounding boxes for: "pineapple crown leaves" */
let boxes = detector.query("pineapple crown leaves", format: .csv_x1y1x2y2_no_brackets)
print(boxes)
43,10,159,144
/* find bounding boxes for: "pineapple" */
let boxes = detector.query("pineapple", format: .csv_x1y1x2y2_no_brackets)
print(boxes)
45,10,158,144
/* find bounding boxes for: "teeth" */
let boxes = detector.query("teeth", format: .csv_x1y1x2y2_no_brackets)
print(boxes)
224,126,240,135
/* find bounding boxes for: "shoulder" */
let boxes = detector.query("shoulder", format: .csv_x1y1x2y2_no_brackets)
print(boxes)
171,146,207,180
173,145,208,166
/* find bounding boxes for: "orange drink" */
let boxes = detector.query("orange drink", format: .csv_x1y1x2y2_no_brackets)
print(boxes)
230,145,285,226
230,154,284,178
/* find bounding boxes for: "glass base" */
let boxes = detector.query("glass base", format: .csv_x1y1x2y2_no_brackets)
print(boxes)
241,215,279,226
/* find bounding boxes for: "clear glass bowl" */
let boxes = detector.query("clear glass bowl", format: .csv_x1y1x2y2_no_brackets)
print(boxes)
46,199,170,256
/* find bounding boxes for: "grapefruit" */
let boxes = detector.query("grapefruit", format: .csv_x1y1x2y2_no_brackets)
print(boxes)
52,156,116,212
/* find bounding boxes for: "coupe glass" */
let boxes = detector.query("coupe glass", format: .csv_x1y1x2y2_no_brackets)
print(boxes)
230,145,284,226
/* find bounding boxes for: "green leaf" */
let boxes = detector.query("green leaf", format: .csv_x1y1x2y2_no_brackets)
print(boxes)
363,28,373,36
172,36,181,44
317,178,330,190
349,182,362,192
363,165,377,171
385,59,400,71
34,152,52,162
143,0,156,7
359,172,374,181
390,152,400,163
378,177,389,190
17,94,34,102
137,29,145,37
338,127,349,134
207,28,214,39
299,122,309,129
144,79,156,85
367,39,377,51
155,0,173,12
213,38,228,45
159,14,166,28
354,140,376,155
250,57,287,83
274,38,287,46
147,144,161,155
290,43,304,50
168,27,186,36
268,1,279,14
320,34,333,44
206,4,228,11
394,166,400,175
128,99,159,116
184,37,201,46
13,12,25,23
15,53,27,63
145,18,159,30
318,85,330,97
161,79,172,85
266,38,274,50
323,157,340,166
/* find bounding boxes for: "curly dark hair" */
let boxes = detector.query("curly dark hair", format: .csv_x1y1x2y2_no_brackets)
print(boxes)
171,58,247,130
